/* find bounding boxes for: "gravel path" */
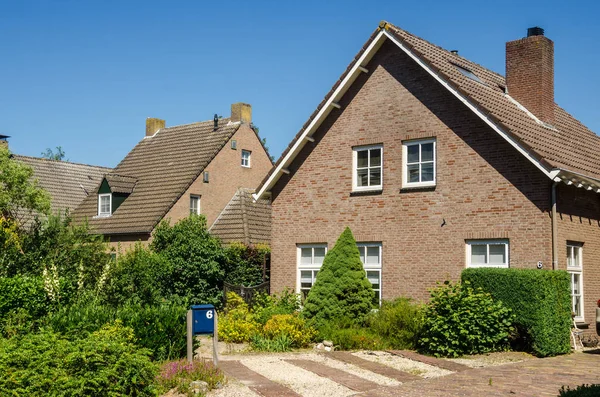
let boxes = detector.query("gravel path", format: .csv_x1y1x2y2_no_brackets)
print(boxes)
353,351,452,378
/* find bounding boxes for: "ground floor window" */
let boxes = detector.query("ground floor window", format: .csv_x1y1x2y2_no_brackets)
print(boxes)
297,244,327,300
297,242,382,305
466,239,509,268
357,242,382,306
567,242,584,321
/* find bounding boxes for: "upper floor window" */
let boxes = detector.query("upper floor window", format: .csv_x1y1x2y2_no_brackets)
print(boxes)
353,145,382,191
190,195,200,215
241,150,251,167
297,244,327,300
357,242,382,306
466,239,509,268
98,193,111,217
403,139,436,187
567,242,584,321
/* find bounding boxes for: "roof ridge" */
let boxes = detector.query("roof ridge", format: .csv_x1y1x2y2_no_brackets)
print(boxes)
161,117,233,131
13,154,112,170
385,22,506,81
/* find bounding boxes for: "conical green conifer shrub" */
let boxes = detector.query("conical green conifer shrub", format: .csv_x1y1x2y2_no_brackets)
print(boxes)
302,227,374,326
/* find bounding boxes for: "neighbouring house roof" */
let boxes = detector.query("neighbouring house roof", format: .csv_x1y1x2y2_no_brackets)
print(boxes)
104,174,138,194
254,21,600,200
209,188,271,245
14,155,111,217
71,119,242,235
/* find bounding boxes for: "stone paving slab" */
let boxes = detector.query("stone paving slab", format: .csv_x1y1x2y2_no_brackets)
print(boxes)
387,350,470,372
286,359,380,392
359,352,600,397
219,360,302,397
327,351,421,383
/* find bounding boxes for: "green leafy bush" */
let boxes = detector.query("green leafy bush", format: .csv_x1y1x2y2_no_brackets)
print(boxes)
368,298,424,349
0,275,49,323
318,319,388,350
0,324,157,396
250,334,294,352
151,215,225,306
101,243,171,306
223,242,270,287
559,384,600,396
302,227,374,327
263,314,317,348
418,281,514,357
252,289,300,325
155,359,225,395
462,268,572,357
47,298,188,361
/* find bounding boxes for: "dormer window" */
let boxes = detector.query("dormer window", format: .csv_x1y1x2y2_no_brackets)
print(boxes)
98,193,112,217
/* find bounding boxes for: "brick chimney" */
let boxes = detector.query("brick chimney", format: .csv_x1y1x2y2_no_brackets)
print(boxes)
506,27,554,124
231,103,252,124
146,118,165,137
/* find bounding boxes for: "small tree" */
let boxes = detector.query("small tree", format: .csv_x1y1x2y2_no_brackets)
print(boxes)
0,146,50,228
302,227,374,326
151,215,225,306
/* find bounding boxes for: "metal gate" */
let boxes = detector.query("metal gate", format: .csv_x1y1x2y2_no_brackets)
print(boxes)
223,281,270,306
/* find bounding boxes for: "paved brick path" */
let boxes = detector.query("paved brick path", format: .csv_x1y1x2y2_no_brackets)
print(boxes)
285,359,379,392
387,350,470,372
327,351,421,382
361,352,600,397
219,360,302,396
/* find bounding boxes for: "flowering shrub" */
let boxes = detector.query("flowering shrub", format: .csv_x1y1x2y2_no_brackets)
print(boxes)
155,359,225,395
597,299,600,308
218,292,259,343
263,314,317,348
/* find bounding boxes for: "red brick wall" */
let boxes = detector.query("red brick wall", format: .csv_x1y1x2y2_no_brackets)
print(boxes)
556,184,600,334
270,40,553,303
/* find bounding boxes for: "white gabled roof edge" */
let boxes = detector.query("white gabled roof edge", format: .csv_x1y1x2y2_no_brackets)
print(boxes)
253,27,557,201
253,30,388,201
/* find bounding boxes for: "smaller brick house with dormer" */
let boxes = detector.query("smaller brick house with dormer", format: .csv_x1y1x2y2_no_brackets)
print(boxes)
72,103,273,251
254,22,600,334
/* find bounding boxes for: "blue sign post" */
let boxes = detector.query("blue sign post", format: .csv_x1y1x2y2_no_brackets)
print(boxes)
187,304,218,366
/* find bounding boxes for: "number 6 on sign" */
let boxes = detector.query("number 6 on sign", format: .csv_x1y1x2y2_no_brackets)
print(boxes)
206,310,213,319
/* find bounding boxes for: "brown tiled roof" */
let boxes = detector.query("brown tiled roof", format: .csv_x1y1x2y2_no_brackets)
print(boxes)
14,155,111,216
255,22,600,198
384,23,600,180
210,188,271,245
71,119,240,235
105,174,138,194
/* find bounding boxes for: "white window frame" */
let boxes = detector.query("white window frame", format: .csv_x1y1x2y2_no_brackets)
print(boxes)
567,242,584,322
241,150,251,168
402,138,436,188
98,193,112,217
352,144,383,192
189,195,200,215
297,244,327,299
357,242,383,306
466,239,509,268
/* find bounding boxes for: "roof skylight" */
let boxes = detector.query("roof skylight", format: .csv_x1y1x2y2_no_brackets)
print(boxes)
454,64,482,83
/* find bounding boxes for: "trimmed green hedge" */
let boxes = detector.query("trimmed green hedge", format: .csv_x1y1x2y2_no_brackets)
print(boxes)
461,268,571,357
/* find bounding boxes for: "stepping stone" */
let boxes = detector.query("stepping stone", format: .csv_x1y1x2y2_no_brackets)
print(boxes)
386,350,469,372
327,351,421,383
219,360,302,397
285,359,379,392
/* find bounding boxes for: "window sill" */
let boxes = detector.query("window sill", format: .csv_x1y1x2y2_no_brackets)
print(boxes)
93,214,112,219
350,189,383,197
400,185,436,193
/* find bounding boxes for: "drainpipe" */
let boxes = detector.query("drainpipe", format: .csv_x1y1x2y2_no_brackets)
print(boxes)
551,182,558,270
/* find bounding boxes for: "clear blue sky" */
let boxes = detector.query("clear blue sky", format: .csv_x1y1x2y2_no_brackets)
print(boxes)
2,0,599,167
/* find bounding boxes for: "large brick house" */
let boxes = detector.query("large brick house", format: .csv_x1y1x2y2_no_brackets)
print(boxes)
72,103,272,251
253,22,600,333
